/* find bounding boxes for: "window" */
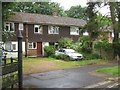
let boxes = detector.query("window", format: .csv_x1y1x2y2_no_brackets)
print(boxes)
19,23,24,30
10,23,15,32
12,44,16,51
48,26,59,34
5,23,10,31
34,25,43,34
70,26,79,35
5,23,14,32
28,42,36,49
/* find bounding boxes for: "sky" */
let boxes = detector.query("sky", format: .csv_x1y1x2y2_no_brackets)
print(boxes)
51,0,110,16
52,0,87,10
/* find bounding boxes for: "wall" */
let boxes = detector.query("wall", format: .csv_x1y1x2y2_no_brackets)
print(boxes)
25,24,80,42
42,42,49,56
27,49,37,57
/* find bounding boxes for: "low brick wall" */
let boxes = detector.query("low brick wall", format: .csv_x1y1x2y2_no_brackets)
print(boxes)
27,49,37,57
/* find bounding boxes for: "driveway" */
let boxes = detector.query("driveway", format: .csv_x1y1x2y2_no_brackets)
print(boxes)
23,64,117,88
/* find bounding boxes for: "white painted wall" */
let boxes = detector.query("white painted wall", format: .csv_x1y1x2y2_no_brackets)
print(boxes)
4,41,25,58
83,31,89,36
42,42,49,56
5,51,18,58
10,41,25,52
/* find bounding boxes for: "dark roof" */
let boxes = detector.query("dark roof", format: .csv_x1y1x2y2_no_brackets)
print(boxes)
9,12,86,27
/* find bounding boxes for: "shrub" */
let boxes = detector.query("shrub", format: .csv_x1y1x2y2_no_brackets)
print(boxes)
83,53,102,60
44,46,56,57
77,36,92,54
55,54,70,61
94,41,112,51
58,38,73,48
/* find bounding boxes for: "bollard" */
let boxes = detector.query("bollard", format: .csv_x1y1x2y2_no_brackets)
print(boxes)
17,30,23,90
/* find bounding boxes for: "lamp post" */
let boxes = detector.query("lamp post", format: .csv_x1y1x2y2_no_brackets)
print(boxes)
17,30,23,90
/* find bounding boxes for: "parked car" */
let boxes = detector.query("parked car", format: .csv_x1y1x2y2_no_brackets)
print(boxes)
55,48,83,60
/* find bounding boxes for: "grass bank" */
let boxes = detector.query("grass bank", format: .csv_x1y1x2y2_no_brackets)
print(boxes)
23,57,108,75
96,66,120,76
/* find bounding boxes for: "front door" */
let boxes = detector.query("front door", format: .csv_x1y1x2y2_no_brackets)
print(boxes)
37,42,42,56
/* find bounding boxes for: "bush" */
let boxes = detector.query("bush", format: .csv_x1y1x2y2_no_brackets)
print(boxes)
58,38,73,48
76,36,92,54
94,41,112,51
83,53,102,60
55,54,70,61
44,46,56,57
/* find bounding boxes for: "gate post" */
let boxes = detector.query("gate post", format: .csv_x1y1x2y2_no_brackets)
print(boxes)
17,30,23,90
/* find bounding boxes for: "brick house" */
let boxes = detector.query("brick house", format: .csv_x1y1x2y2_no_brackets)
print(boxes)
4,12,86,57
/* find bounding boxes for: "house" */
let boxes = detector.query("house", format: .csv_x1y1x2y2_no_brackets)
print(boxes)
4,12,86,57
98,26,114,43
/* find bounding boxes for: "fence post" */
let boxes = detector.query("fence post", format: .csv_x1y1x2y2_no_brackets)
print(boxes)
17,30,23,90
3,55,6,65
10,57,13,64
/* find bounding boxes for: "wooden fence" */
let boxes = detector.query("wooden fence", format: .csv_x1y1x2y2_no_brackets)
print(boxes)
2,56,18,89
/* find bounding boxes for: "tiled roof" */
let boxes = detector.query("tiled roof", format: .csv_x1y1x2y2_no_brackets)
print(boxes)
9,12,86,27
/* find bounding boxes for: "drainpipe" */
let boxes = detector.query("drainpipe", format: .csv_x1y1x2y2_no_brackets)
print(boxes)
25,24,28,57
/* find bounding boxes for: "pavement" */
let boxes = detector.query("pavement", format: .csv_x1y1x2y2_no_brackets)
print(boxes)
23,64,119,88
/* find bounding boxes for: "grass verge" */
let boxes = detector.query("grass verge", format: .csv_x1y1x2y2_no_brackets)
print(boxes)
23,57,108,75
96,66,120,76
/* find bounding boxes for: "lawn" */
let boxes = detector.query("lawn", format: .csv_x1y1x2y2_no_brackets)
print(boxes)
23,57,108,75
96,66,120,76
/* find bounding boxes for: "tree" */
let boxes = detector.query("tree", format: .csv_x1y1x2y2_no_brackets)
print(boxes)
96,13,112,28
65,5,87,20
109,2,120,59
2,2,15,42
13,2,65,16
58,38,73,48
84,2,99,50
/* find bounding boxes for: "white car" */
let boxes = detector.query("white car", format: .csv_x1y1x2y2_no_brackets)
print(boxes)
55,48,83,60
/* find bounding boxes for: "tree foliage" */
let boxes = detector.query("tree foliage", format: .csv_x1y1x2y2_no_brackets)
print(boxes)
108,2,120,58
58,38,73,48
65,5,87,20
13,2,65,16
2,2,15,22
2,2,16,42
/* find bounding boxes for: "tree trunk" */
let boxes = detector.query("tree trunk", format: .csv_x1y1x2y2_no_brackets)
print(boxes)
109,2,119,60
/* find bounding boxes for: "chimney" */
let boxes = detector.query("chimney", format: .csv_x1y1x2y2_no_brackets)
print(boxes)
52,11,57,16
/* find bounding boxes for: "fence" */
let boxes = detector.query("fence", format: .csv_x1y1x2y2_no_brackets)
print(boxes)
2,56,18,89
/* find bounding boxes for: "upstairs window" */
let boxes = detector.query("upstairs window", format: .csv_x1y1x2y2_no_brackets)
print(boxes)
19,23,24,30
28,42,36,49
5,23,10,31
70,26,79,35
48,26,59,34
34,25,43,34
5,23,14,32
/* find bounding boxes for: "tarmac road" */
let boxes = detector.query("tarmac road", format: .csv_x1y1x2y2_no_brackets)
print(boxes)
23,64,117,88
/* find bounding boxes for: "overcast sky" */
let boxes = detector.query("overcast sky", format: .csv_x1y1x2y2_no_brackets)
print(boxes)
51,0,110,16
52,0,87,10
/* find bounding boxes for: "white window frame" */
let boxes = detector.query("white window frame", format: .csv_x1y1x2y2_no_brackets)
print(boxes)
28,42,37,49
70,26,79,35
12,43,17,51
10,23,15,32
5,22,15,32
34,25,43,34
5,23,10,31
19,23,24,30
48,26,59,34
